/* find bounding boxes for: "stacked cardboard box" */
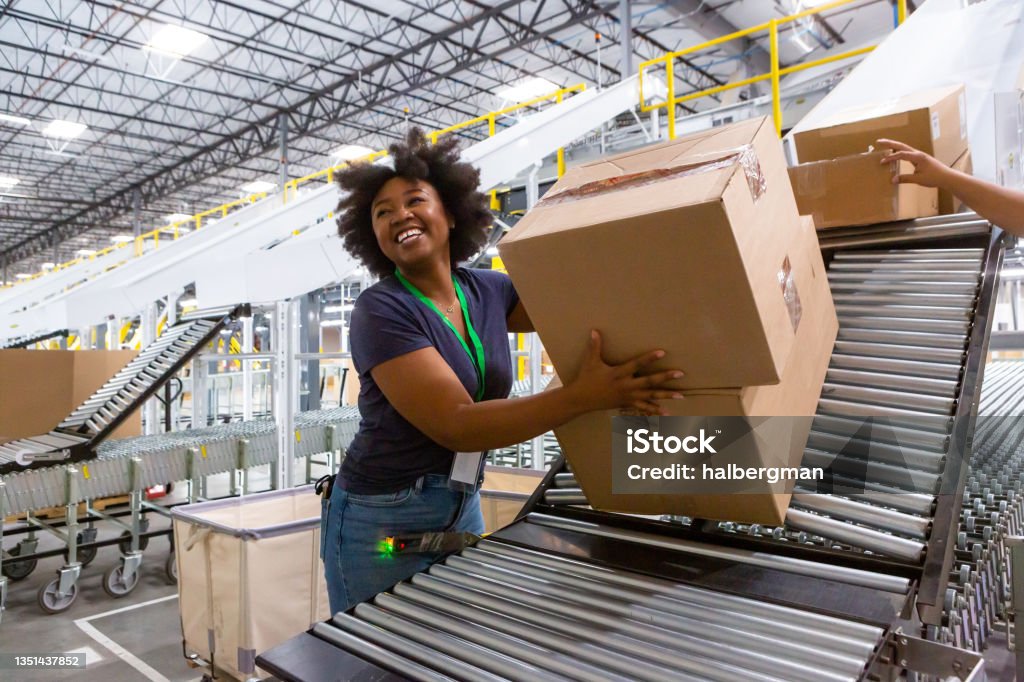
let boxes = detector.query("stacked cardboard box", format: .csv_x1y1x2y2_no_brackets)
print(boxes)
0,349,141,443
790,84,970,229
500,117,837,524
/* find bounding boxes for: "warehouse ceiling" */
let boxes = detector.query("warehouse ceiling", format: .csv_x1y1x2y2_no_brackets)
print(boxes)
0,0,899,278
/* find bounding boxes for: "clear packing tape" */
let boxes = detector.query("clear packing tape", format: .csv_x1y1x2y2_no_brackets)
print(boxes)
778,255,803,333
535,144,768,208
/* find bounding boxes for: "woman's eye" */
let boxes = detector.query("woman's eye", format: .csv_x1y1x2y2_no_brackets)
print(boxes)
375,209,390,219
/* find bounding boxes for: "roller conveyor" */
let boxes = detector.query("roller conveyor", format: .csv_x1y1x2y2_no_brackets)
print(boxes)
260,216,998,680
0,306,248,476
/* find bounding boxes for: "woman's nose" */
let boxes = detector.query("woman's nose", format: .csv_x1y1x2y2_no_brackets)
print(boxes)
391,207,414,224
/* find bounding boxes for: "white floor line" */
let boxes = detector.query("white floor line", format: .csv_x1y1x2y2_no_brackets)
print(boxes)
75,619,171,682
73,594,180,682
78,593,178,622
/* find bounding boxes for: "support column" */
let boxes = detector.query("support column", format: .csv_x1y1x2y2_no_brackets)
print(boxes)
278,113,289,191
299,293,321,412
525,162,546,469
619,0,632,79
273,300,299,489
132,188,142,238
242,316,254,422
141,303,159,434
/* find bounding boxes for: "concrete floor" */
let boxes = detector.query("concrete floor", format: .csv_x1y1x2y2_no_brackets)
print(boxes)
1,461,1022,681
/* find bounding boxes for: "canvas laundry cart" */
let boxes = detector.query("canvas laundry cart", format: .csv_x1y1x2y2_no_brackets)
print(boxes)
172,486,330,681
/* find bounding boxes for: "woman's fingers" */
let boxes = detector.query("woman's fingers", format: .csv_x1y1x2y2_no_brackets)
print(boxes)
633,399,666,415
876,138,913,153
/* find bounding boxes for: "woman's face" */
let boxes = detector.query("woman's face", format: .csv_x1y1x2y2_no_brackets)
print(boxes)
371,176,453,273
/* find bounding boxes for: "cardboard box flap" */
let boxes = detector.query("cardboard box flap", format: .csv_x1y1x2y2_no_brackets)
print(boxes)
542,146,766,210
508,163,738,243
817,84,965,129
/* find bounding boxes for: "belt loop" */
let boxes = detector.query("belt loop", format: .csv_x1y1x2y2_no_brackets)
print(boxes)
414,476,425,493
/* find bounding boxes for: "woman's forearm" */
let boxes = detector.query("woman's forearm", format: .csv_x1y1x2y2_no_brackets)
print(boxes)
942,167,1024,234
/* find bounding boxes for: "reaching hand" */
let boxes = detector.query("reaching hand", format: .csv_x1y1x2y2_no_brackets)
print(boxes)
875,138,952,189
567,330,684,416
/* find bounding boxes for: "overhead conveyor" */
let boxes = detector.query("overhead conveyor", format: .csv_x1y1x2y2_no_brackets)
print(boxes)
0,76,644,346
258,214,998,680
0,305,249,476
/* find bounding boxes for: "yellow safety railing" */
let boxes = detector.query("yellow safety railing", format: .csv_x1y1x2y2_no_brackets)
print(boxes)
6,84,586,289
281,83,586,207
639,0,908,139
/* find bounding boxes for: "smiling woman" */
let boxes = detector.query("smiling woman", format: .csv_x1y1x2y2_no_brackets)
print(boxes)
319,128,685,615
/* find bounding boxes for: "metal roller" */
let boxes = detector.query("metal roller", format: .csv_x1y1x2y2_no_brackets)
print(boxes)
817,220,990,249
829,258,981,272
810,414,950,451
553,473,577,488
801,449,939,493
834,302,972,320
835,314,970,335
825,368,958,397
827,270,980,284
819,383,954,415
791,494,930,539
544,489,588,505
322,614,506,682
826,279,978,295
835,328,967,350
827,353,962,381
472,540,884,647
832,340,965,364
818,397,954,421
309,622,455,682
784,509,925,562
450,550,875,674
372,589,667,679
806,431,944,473
411,569,794,679
832,291,977,307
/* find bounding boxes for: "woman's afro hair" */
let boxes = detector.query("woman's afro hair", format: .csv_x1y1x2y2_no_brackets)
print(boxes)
335,128,493,278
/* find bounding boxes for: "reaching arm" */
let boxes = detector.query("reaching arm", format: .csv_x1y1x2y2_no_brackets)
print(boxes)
371,330,683,453
877,138,1024,234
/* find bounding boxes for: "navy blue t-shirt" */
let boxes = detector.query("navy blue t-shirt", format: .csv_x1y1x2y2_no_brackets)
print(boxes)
339,267,520,494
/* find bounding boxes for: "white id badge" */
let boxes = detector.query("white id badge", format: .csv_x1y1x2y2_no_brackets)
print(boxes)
449,451,484,492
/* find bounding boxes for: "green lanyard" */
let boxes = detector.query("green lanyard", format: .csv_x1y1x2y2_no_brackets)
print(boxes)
394,269,486,402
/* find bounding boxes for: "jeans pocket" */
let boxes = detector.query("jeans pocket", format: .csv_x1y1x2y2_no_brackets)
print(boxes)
345,485,415,508
319,494,331,560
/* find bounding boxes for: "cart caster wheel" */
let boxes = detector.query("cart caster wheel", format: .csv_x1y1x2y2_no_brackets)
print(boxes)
164,552,178,585
2,545,38,581
102,563,140,598
117,530,150,555
38,578,78,614
63,533,98,567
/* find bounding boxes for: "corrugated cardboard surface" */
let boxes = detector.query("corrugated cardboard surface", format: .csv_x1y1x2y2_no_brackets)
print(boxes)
500,116,804,390
0,349,141,443
552,216,837,525
939,149,973,215
789,151,939,229
794,84,968,165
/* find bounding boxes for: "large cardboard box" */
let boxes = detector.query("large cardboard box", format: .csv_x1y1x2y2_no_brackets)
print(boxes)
794,84,968,165
789,151,939,229
552,216,837,525
0,349,141,443
939,149,972,215
500,117,806,390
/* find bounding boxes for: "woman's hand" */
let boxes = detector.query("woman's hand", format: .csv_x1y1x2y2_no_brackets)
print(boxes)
876,138,953,188
565,330,684,416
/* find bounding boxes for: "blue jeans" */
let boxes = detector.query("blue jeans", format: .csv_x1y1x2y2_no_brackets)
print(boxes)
320,474,484,615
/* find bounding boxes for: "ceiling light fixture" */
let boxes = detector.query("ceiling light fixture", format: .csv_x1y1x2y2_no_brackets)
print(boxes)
41,262,55,270
0,175,19,188
240,180,276,194
164,212,192,222
145,24,208,59
15,273,32,280
0,113,31,126
330,145,376,162
111,235,135,243
75,249,96,257
43,119,87,139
